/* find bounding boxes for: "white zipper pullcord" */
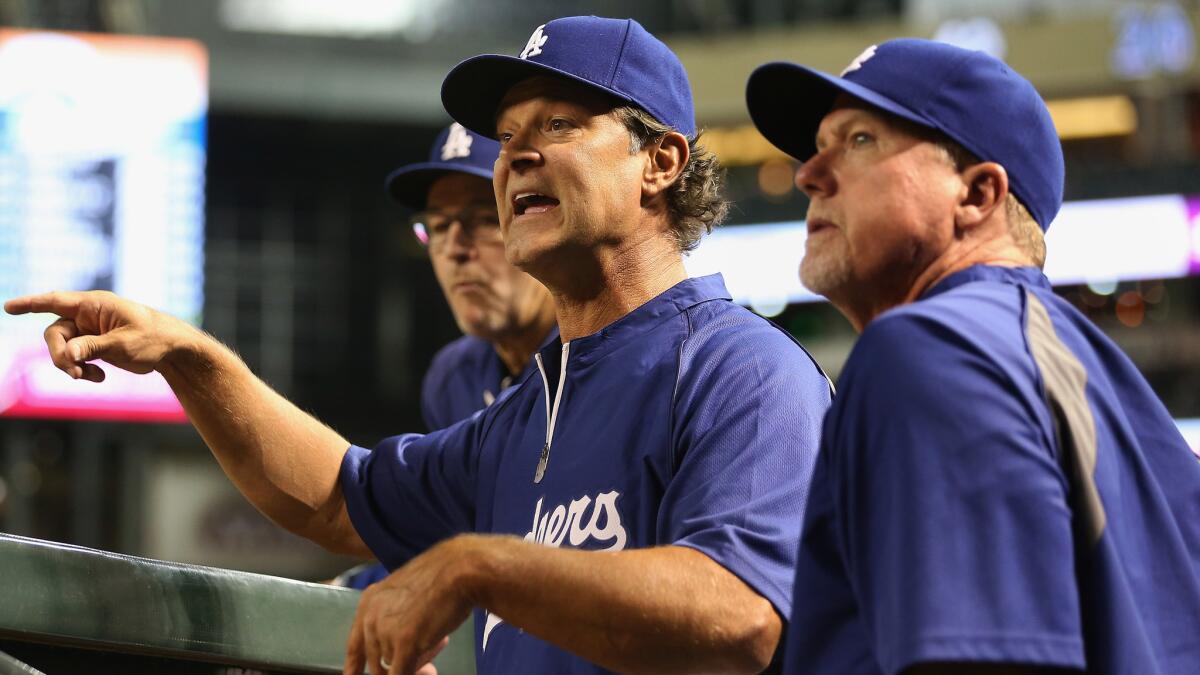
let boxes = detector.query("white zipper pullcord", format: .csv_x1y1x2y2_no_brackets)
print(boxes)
533,342,570,483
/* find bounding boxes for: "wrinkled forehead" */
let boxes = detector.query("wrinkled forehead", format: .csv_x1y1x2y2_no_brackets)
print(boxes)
820,93,891,130
816,92,939,145
494,75,619,130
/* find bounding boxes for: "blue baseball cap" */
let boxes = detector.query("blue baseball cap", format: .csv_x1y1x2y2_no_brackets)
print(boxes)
384,122,500,209
746,39,1064,231
441,16,696,139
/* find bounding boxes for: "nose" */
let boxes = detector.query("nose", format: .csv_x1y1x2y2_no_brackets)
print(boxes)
502,127,542,173
795,150,834,199
441,220,475,262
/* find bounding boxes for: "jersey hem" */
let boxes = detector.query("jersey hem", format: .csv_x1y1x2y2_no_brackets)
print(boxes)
886,632,1085,675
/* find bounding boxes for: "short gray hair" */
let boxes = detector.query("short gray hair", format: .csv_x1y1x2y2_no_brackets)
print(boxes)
937,136,1046,268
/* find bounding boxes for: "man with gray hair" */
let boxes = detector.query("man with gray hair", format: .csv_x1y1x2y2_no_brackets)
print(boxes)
9,16,832,675
747,39,1200,674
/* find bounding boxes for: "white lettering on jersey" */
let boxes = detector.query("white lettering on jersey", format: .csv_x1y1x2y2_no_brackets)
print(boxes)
440,123,473,160
841,44,878,76
520,24,548,59
482,490,628,651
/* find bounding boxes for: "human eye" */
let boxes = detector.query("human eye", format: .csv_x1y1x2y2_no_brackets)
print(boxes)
423,213,452,234
498,131,514,144
468,206,501,228
547,117,574,133
848,130,874,147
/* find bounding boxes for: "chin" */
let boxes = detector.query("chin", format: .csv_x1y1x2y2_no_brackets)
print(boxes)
450,306,490,335
799,258,850,299
458,321,494,340
506,239,560,278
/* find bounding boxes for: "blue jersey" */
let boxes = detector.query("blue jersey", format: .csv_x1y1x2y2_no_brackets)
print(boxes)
420,329,558,432
340,274,833,674
340,329,558,590
784,265,1200,674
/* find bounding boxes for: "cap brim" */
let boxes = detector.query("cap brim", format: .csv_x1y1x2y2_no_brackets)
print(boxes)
384,162,494,210
746,61,936,161
441,54,635,139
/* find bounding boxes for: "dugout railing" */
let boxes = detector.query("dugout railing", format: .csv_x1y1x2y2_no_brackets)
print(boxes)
0,532,358,674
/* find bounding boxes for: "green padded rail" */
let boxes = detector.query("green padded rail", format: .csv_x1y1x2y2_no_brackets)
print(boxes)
0,650,44,675
0,533,358,673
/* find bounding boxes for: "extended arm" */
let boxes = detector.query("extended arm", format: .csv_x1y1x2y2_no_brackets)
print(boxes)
5,291,369,556
346,535,779,675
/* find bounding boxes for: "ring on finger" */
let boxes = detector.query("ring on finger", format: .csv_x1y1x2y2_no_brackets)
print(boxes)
380,656,391,671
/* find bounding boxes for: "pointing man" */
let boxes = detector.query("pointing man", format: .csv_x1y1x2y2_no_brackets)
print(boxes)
9,16,832,675
747,39,1200,674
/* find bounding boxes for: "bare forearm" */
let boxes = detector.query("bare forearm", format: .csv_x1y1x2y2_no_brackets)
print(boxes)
460,537,780,674
160,330,367,556
4,290,369,556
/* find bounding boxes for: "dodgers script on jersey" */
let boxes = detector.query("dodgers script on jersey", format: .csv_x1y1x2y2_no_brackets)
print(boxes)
784,265,1200,674
341,274,833,673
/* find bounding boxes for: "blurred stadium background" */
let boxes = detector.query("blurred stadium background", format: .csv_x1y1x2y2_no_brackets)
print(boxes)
0,0,1197,602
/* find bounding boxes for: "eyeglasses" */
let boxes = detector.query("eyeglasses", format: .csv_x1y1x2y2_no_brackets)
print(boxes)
410,206,502,252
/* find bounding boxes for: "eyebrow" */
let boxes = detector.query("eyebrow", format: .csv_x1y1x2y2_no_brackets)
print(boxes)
814,109,874,149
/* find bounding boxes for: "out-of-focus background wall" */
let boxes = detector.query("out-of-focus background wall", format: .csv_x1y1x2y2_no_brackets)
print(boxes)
0,0,1197,582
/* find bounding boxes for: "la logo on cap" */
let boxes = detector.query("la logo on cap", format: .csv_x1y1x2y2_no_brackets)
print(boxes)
841,44,878,76
441,123,473,160
520,24,548,59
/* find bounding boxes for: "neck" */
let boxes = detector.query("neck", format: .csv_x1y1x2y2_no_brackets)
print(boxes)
834,235,1033,333
540,234,687,342
492,302,557,376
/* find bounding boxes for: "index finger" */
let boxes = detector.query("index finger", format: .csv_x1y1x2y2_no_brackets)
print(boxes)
4,291,87,318
344,609,367,675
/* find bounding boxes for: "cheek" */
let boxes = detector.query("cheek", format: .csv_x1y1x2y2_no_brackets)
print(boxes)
477,247,515,293
579,143,641,208
428,255,456,289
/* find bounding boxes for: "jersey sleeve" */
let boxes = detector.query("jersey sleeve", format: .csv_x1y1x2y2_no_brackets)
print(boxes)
661,319,832,620
828,311,1085,673
339,412,485,570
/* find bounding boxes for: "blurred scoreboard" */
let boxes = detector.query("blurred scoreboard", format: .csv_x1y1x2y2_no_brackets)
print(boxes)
0,30,206,422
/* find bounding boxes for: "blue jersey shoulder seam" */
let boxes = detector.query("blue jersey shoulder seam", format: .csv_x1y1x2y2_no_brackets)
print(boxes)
668,306,696,473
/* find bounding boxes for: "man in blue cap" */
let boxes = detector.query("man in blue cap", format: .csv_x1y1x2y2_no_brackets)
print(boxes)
333,122,557,591
388,122,556,430
8,16,833,675
746,39,1200,674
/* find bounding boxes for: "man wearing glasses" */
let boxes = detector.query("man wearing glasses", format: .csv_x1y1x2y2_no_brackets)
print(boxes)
7,16,832,674
397,123,556,428
334,122,556,591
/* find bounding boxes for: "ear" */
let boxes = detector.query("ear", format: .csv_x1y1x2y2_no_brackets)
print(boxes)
955,162,1008,232
642,131,689,199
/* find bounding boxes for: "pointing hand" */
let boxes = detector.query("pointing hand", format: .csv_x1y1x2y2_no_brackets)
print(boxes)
4,290,197,382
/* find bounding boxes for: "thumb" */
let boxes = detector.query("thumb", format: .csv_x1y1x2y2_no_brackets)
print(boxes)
67,333,122,363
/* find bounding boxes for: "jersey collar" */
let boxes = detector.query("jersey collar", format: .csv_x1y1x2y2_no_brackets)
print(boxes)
543,273,733,368
921,264,1050,301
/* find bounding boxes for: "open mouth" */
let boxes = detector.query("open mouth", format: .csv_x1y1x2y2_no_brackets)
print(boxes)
513,192,560,216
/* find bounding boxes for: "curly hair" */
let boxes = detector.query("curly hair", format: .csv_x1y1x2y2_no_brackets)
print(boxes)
612,106,730,252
